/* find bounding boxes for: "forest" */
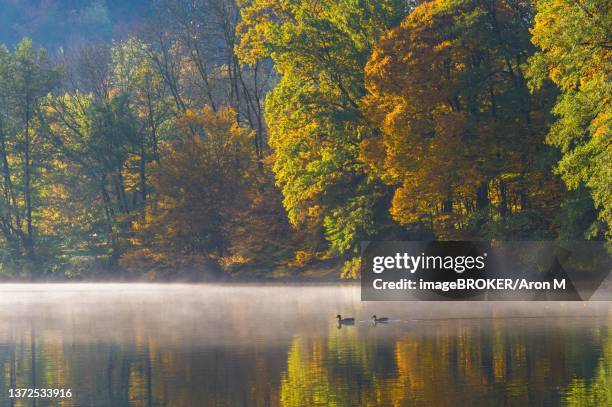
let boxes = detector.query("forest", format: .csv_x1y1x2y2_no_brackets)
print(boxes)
0,0,609,279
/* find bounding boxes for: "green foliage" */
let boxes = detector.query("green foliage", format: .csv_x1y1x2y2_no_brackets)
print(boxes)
0,39,60,266
527,0,611,236
44,89,143,266
323,195,374,255
556,187,605,240
237,0,408,261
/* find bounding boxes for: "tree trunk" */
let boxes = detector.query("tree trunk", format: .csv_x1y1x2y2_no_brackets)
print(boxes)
499,179,508,217
23,97,35,260
476,182,489,211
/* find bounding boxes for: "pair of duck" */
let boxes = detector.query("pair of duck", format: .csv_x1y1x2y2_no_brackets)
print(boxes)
336,315,389,324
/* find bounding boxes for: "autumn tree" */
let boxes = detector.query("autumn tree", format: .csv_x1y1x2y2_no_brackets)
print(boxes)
112,38,173,210
40,40,179,269
362,0,564,239
44,90,140,265
527,0,611,238
237,0,410,275
0,39,59,262
126,106,260,273
146,0,274,159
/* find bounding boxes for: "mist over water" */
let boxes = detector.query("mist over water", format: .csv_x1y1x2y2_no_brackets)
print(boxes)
0,284,610,406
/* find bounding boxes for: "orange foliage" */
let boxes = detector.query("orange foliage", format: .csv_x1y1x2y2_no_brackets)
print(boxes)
361,0,564,237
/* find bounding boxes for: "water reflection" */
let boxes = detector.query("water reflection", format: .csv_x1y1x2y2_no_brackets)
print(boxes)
0,284,610,406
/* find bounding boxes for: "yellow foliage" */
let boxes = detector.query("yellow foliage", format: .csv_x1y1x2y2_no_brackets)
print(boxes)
362,0,564,236
126,105,256,268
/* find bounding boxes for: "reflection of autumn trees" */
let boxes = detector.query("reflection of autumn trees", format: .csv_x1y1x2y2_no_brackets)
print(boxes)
280,326,382,406
280,321,610,406
564,319,612,406
0,330,286,406
0,320,610,406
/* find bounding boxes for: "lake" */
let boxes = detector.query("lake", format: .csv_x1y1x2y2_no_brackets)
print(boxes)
0,284,610,406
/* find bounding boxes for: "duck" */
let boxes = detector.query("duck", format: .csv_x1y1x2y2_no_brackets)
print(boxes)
336,315,355,324
371,315,389,323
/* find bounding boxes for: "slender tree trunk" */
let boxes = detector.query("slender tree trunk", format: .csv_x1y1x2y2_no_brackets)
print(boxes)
499,179,508,217
23,96,35,260
476,182,489,211
100,184,119,268
146,90,160,163
0,128,20,244
442,187,453,214
140,139,147,211
520,188,527,212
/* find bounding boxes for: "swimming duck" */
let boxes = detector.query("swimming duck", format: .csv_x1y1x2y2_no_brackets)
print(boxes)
336,315,355,324
372,315,389,323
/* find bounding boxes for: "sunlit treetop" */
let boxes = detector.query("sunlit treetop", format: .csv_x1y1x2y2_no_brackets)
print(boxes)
362,0,563,237
527,0,611,234
236,0,410,265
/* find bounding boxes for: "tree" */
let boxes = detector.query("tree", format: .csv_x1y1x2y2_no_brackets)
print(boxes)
236,0,409,274
0,39,59,262
126,106,258,272
527,0,611,237
145,0,275,160
45,91,139,265
112,37,173,210
362,0,564,239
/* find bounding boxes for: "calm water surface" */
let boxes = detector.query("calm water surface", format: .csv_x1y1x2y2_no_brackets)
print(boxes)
0,284,610,406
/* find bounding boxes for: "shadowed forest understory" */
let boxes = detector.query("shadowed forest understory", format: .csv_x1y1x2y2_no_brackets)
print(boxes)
0,0,609,280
